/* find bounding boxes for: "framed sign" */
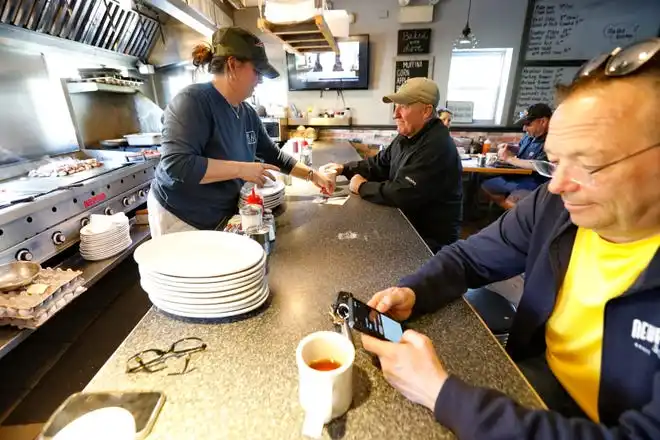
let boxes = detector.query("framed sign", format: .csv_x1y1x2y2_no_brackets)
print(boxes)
393,56,434,93
397,29,432,55
446,101,474,124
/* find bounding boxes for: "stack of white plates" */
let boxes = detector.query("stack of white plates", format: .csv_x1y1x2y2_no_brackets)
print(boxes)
134,231,269,319
239,179,285,210
80,214,132,261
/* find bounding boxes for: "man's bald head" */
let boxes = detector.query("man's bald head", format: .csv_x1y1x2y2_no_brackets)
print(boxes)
556,56,660,142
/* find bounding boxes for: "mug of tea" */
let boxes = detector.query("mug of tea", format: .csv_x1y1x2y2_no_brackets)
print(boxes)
296,331,355,438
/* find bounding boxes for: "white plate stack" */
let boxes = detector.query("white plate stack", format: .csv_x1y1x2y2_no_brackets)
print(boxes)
80,214,132,261
134,231,269,319
239,179,286,210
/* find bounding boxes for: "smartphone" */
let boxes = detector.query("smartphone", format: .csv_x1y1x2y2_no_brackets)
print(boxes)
40,391,165,439
335,291,404,343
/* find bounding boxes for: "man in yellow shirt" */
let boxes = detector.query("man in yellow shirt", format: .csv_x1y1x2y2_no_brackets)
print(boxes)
354,37,660,439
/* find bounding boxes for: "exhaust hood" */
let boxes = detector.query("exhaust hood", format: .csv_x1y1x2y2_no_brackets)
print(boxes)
0,0,232,63
0,0,162,60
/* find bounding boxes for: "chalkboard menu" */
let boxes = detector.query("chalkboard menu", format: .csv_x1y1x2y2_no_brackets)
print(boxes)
510,0,660,123
526,0,660,61
394,57,433,92
397,29,432,55
513,66,579,118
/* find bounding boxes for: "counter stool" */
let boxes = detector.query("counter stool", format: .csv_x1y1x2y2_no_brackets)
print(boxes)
464,287,517,346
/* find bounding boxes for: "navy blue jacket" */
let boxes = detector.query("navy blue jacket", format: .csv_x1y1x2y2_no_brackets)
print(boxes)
400,184,660,439
152,83,296,230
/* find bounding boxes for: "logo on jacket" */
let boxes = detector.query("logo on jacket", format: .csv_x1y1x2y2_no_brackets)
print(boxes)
631,319,660,359
404,176,417,186
246,131,257,144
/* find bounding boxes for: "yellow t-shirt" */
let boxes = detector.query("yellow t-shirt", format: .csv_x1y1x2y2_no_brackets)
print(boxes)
545,227,660,422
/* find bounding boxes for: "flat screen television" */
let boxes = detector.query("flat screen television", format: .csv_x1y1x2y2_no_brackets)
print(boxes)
286,35,369,91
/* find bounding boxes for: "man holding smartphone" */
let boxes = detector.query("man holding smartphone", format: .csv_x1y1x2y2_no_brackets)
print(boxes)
361,38,660,440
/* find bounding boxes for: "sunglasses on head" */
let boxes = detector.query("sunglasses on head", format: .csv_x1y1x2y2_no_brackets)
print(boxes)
574,37,660,81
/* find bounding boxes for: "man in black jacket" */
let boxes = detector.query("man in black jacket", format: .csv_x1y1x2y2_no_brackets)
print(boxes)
322,78,463,252
360,38,660,439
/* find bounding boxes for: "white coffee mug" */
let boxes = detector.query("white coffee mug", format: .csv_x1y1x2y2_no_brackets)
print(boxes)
296,331,355,438
486,152,498,165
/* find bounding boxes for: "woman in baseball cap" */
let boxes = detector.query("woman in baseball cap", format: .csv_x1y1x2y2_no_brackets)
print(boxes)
148,27,334,237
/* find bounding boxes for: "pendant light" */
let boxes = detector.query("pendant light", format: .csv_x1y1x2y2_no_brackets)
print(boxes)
453,0,479,49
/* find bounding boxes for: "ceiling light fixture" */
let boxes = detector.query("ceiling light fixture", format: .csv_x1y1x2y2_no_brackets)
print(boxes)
453,0,478,49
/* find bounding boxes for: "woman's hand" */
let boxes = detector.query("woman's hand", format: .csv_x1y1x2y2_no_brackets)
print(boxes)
312,171,336,194
239,162,280,187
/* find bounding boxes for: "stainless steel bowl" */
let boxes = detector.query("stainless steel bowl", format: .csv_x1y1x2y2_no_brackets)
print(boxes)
0,262,41,292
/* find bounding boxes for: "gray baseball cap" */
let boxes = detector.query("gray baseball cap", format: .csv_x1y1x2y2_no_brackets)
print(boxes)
212,27,280,79
383,77,440,107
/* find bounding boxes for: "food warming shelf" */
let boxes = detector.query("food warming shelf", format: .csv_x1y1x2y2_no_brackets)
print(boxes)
66,83,138,94
257,15,339,55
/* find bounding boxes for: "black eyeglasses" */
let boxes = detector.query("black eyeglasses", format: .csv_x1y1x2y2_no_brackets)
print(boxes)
574,37,660,81
126,337,207,376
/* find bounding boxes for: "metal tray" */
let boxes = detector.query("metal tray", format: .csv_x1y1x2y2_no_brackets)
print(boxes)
0,262,41,292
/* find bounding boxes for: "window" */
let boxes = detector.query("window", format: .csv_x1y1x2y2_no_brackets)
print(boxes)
446,48,513,124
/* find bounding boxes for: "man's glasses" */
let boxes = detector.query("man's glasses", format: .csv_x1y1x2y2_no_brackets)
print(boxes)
574,37,660,81
126,337,207,376
530,143,660,187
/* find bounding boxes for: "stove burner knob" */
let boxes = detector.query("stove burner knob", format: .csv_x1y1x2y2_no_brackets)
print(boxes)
104,207,115,215
81,217,90,227
52,232,66,245
122,197,130,207
16,249,33,261
138,189,146,198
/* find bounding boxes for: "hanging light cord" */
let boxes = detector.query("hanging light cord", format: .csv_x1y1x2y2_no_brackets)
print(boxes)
466,0,472,26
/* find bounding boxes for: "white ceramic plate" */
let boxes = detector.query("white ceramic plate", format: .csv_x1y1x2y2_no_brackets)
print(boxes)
139,253,266,284
140,270,265,294
81,237,132,252
134,231,265,278
240,191,284,201
143,279,267,306
81,246,129,261
240,180,284,197
151,286,270,318
81,234,131,249
239,195,284,209
80,224,129,237
81,238,131,252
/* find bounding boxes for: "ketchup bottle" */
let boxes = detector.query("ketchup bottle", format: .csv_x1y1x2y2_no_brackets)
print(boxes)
245,187,264,209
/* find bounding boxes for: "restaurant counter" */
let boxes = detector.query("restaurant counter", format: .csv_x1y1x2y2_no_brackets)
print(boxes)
84,141,544,439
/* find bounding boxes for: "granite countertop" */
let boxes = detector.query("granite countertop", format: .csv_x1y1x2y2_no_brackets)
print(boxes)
84,142,544,439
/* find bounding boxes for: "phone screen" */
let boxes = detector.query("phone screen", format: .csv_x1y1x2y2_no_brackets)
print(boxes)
353,299,404,342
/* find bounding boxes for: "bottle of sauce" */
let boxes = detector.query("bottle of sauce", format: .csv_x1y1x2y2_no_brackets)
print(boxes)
482,138,492,154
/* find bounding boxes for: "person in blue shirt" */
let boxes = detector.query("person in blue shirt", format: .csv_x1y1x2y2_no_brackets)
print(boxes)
148,27,334,236
480,103,552,198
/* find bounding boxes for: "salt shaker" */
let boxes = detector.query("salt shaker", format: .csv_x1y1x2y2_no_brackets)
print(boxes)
263,209,276,245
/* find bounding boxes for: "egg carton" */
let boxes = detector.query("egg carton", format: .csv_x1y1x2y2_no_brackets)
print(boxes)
0,268,83,315
0,282,86,329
